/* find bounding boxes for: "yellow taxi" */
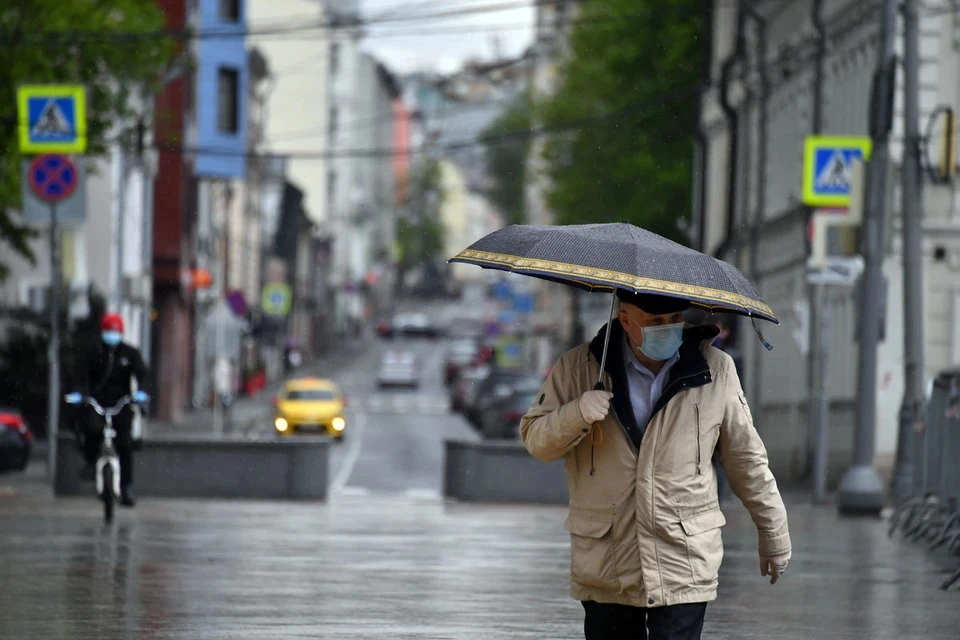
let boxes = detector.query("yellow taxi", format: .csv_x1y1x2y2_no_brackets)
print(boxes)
273,378,346,439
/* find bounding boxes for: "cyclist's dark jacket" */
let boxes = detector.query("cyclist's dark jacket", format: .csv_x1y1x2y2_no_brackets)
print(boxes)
81,342,149,407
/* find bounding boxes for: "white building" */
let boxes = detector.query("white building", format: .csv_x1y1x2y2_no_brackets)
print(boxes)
697,0,960,487
248,0,329,227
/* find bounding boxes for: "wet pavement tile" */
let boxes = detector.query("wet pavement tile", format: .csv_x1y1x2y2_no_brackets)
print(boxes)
0,492,958,639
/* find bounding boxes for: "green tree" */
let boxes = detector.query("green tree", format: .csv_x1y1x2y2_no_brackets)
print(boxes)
0,1,172,278
538,0,704,241
397,158,446,279
481,92,532,226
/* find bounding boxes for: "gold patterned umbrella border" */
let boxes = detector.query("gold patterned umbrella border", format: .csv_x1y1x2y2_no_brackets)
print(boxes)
450,248,778,323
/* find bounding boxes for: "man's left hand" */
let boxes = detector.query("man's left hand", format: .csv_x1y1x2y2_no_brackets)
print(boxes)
759,551,791,585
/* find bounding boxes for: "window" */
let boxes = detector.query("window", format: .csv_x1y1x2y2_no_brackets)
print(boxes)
219,0,240,21
285,389,336,401
327,170,337,204
330,42,340,76
217,68,239,133
328,106,338,137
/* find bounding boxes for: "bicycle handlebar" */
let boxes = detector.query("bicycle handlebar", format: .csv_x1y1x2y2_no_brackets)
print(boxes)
64,394,139,418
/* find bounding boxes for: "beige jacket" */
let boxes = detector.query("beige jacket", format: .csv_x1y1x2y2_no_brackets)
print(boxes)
520,323,790,608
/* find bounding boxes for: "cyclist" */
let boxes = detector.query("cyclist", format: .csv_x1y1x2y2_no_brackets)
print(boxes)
76,313,149,507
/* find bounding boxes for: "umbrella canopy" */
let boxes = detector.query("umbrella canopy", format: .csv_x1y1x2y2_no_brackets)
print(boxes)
449,223,777,324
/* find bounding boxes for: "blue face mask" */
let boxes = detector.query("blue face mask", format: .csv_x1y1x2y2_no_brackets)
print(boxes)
102,331,122,347
634,322,685,361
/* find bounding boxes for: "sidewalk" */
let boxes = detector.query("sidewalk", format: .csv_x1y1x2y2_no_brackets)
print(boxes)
149,337,369,437
0,492,957,638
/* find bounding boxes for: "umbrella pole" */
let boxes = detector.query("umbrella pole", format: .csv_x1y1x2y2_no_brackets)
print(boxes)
595,291,618,390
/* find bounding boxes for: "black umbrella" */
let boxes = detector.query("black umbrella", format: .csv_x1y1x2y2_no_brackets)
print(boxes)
449,223,776,386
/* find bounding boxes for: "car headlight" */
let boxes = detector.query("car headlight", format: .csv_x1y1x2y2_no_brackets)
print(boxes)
332,417,345,432
275,417,289,432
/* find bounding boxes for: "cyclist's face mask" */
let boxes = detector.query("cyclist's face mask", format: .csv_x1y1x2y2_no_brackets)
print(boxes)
101,331,122,347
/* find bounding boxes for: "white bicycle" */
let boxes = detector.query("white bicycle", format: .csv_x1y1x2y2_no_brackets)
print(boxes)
65,392,145,523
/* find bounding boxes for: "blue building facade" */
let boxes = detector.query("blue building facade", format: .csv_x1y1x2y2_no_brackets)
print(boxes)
193,0,247,178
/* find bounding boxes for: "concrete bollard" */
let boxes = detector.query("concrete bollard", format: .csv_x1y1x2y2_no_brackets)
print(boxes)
55,433,329,500
443,439,568,505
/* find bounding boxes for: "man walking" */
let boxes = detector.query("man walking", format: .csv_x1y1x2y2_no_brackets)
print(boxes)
520,290,790,640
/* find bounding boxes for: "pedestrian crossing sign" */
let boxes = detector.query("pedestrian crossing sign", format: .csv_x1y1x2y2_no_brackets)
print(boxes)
802,136,871,207
16,85,88,154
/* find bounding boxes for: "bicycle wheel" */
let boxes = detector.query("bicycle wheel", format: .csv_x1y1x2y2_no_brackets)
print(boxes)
101,465,115,524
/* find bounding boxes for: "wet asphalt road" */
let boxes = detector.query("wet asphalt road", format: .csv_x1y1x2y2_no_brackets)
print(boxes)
3,294,960,638
2,491,960,639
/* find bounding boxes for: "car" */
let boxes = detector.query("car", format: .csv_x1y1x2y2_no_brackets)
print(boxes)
478,382,542,440
0,409,34,473
273,378,347,440
444,338,480,386
465,369,543,427
392,313,440,338
375,317,394,339
377,351,420,389
451,364,489,413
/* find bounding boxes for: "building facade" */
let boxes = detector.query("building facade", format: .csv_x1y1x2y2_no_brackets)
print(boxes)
697,0,960,487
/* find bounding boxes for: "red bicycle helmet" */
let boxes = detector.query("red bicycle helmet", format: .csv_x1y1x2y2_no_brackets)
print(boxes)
100,313,124,334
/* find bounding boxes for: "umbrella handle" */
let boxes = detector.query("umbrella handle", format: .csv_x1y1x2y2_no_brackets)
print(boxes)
595,290,618,389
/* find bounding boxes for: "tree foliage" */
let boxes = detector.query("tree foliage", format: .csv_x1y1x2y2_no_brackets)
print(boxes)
396,158,446,274
0,0,172,279
538,0,704,242
481,92,532,226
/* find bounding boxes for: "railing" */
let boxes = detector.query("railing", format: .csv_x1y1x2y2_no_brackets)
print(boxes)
888,368,960,591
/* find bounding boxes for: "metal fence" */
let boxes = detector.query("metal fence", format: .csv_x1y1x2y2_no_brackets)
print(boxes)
888,368,960,591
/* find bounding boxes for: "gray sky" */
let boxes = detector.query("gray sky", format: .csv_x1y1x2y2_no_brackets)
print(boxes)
360,0,535,74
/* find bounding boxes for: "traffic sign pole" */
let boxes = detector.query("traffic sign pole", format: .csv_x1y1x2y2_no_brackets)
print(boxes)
24,154,79,488
47,202,61,485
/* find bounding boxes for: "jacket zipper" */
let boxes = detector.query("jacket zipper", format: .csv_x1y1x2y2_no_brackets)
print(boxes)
647,369,710,428
695,403,702,475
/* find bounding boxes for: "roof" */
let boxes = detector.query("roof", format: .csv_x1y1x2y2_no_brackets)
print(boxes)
284,377,338,391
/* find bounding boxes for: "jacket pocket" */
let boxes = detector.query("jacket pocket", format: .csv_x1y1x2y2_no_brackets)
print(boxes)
564,507,620,592
679,508,726,588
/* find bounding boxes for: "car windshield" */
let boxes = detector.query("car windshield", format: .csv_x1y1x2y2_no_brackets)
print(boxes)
285,389,336,401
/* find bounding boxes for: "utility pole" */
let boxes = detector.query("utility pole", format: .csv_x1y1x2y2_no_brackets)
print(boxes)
47,203,61,483
891,0,924,501
836,0,897,514
807,0,826,495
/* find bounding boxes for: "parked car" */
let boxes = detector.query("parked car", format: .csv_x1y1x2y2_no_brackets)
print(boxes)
377,350,420,389
478,381,542,440
274,378,347,440
451,364,490,414
392,313,441,338
444,338,480,386
465,369,543,428
375,316,394,339
0,409,34,473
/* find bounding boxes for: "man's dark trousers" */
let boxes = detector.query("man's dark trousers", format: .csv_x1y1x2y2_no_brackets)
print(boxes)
82,406,134,489
582,601,707,640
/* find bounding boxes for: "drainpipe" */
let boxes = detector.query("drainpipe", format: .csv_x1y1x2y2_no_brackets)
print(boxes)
714,0,746,261
745,3,768,283
692,2,715,252
741,1,769,436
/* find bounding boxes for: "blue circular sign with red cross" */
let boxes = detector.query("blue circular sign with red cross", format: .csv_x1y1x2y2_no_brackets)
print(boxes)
28,154,78,203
